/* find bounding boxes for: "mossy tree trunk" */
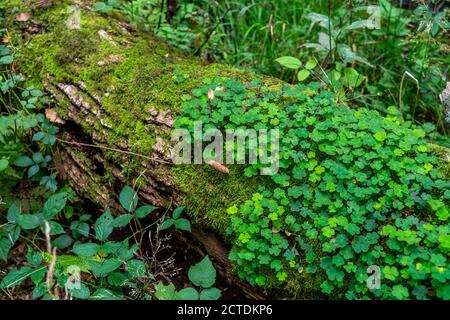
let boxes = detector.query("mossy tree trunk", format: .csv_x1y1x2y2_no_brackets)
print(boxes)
5,0,280,299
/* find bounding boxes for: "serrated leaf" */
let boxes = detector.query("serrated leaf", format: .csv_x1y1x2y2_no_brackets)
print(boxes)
7,203,20,223
0,267,34,289
135,205,157,219
90,258,122,277
53,235,73,249
94,211,114,241
0,238,12,262
119,186,138,212
188,256,217,288
174,287,199,300
199,287,222,300
89,288,122,300
17,214,41,230
113,214,133,228
108,272,128,286
71,243,100,256
41,221,65,236
69,283,91,299
155,282,176,300
126,259,147,278
43,192,68,219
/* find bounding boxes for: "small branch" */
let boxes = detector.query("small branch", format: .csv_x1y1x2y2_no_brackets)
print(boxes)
56,138,172,165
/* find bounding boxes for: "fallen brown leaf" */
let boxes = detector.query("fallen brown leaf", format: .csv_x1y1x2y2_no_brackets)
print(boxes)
45,108,65,124
208,160,230,174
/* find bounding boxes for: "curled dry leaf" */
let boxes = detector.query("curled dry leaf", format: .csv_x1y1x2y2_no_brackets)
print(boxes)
15,12,30,22
208,160,230,174
45,108,65,124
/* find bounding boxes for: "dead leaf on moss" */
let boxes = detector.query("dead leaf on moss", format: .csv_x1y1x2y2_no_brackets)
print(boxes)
45,108,65,124
209,160,230,174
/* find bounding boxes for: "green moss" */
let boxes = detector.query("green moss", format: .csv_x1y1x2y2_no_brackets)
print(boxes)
431,143,450,178
172,165,261,234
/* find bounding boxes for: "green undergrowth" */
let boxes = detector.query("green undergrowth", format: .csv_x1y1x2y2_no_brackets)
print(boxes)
175,78,450,300
4,1,282,227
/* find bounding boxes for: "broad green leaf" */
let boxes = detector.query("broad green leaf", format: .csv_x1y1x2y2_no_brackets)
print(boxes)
113,214,133,228
0,267,34,289
0,238,12,262
275,56,302,69
119,185,138,212
14,156,33,167
90,258,122,277
174,287,199,300
304,59,317,70
43,192,68,219
174,218,191,232
7,203,20,223
71,243,100,256
127,259,147,278
94,211,114,241
297,69,311,82
33,283,48,299
172,206,185,219
70,221,90,238
135,205,157,219
108,272,128,286
343,67,365,88
155,282,176,300
0,55,13,65
199,287,222,300
41,221,65,236
437,285,450,300
27,164,40,178
0,158,9,171
391,285,409,300
53,235,73,249
17,214,41,230
373,130,387,142
89,288,122,300
188,256,217,288
159,218,174,231
26,248,42,268
69,283,91,299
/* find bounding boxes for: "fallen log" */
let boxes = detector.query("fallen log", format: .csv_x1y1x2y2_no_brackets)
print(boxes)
5,0,282,299
4,0,449,300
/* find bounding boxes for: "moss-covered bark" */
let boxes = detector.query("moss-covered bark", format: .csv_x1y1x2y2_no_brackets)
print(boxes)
4,0,449,299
